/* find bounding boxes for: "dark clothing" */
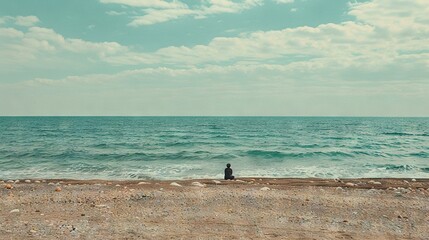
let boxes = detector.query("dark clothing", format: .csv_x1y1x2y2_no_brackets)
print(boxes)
224,167,234,180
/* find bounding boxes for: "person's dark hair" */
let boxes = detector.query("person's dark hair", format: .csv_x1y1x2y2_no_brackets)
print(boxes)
226,163,231,168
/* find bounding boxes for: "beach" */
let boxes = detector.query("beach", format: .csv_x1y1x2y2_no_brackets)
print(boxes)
1,178,429,239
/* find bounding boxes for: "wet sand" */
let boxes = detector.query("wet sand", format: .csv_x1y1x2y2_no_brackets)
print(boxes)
1,178,429,239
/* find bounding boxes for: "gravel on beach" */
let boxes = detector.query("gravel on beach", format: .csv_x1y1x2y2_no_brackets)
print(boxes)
1,178,429,239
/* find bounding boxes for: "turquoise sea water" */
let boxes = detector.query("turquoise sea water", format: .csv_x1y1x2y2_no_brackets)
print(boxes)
0,117,428,180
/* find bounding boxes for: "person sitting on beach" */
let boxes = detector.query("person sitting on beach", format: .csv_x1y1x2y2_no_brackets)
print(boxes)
224,163,235,180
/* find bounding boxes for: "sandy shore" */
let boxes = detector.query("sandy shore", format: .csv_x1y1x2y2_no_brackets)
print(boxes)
1,178,429,239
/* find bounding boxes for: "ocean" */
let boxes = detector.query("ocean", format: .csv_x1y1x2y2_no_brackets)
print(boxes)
0,117,428,180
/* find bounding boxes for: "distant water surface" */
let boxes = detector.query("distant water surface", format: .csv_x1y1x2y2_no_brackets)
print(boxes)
0,117,428,180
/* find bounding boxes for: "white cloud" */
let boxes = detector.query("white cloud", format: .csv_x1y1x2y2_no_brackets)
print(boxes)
0,16,13,25
349,0,429,35
95,0,428,73
102,0,263,26
2,0,429,86
2,0,428,116
0,15,40,27
275,0,294,4
122,0,427,73
15,16,40,27
100,0,188,9
200,0,263,15
129,7,194,26
0,24,149,68
106,10,127,16
0,27,24,38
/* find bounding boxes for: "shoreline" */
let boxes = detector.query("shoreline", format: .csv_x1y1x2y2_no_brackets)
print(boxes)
2,177,429,239
3,177,429,188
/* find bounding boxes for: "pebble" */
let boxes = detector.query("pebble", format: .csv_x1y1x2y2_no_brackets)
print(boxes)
372,181,382,185
212,180,221,184
55,187,62,192
367,189,379,194
191,182,205,187
138,182,150,185
335,187,344,191
411,179,416,182
5,184,13,189
398,188,409,194
48,183,55,185
14,180,20,183
34,180,41,183
25,180,31,183
10,209,20,213
170,182,182,187
95,204,109,208
7,180,14,183
115,184,121,187
260,187,270,191
0,180,3,184
404,180,409,184
345,182,355,187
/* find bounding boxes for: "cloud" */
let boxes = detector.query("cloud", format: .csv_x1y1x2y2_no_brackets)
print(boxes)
275,0,294,4
0,15,40,27
2,0,429,85
0,27,24,38
349,0,429,35
100,0,188,9
102,0,263,26
119,0,427,74
106,10,127,16
2,0,428,116
129,8,194,26
15,16,40,27
21,62,428,116
0,22,150,71
96,0,428,73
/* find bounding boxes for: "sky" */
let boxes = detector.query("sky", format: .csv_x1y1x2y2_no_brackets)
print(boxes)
0,0,428,116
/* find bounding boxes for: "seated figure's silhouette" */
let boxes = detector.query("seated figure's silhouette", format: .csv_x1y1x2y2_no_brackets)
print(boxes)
224,163,235,180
